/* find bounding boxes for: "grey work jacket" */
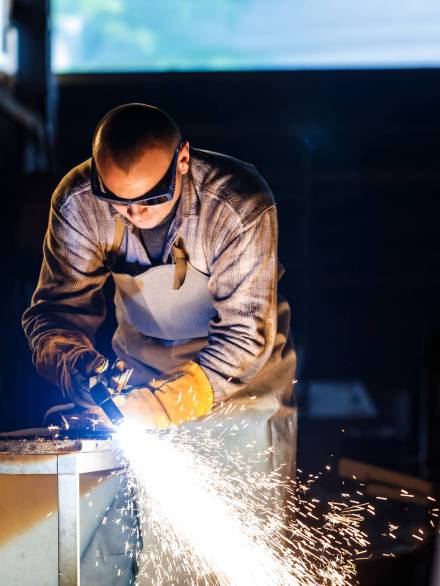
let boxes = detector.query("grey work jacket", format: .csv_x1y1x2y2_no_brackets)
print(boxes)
22,148,295,403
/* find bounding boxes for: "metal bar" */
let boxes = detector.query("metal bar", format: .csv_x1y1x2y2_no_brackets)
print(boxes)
57,453,80,586
366,483,429,506
339,457,434,496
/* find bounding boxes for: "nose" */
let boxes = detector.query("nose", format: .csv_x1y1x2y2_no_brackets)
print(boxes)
126,204,147,217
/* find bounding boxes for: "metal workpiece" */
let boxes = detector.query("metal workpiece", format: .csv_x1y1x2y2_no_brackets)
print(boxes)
0,430,125,586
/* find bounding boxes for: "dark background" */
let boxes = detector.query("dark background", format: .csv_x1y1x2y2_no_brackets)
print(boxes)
0,3,440,583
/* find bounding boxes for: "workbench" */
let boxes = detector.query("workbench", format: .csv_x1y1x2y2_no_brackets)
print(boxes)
0,430,124,586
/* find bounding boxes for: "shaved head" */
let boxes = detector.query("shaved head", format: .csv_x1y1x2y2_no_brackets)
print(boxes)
93,103,181,172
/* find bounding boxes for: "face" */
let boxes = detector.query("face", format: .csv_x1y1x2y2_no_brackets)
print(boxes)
96,141,190,229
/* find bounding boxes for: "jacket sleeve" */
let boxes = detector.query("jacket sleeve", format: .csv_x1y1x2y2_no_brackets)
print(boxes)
196,205,278,401
22,181,110,400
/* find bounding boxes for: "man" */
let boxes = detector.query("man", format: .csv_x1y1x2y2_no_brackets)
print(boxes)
23,103,297,580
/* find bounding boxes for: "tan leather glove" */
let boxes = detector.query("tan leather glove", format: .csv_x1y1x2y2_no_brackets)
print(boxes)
115,361,214,430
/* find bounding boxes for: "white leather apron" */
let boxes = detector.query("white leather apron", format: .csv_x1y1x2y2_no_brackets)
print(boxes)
112,259,216,381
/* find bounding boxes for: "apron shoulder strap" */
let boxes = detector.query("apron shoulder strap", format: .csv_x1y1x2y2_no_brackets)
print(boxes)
107,219,186,287
106,217,126,269
172,237,188,290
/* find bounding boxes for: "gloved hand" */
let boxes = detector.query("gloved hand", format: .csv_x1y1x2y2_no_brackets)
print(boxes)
115,361,214,430
68,349,129,409
67,347,109,408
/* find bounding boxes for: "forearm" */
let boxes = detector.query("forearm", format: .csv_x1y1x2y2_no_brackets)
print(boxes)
23,269,108,400
25,321,98,397
196,310,277,401
197,206,279,402
22,182,109,401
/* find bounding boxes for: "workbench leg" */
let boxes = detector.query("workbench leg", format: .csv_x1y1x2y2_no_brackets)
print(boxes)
57,454,80,586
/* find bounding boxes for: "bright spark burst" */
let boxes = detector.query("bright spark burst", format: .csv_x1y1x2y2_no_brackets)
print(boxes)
115,419,369,586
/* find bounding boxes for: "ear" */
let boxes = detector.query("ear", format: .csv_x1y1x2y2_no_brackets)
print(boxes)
178,141,190,175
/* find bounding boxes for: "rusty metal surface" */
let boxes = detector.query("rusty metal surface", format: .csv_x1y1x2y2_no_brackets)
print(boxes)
0,439,84,455
0,438,119,455
0,446,124,475
0,428,118,455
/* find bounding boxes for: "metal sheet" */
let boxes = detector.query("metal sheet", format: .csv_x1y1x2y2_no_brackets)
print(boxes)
0,436,125,586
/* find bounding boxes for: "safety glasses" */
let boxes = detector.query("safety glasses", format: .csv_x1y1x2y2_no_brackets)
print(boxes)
90,141,184,207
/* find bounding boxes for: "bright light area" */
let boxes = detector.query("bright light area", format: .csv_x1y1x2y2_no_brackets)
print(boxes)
0,0,17,75
115,420,367,585
51,0,440,74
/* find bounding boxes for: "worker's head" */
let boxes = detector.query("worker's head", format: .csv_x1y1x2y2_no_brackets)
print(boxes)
92,103,190,229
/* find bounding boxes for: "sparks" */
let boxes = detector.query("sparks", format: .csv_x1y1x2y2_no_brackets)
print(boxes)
114,420,368,586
